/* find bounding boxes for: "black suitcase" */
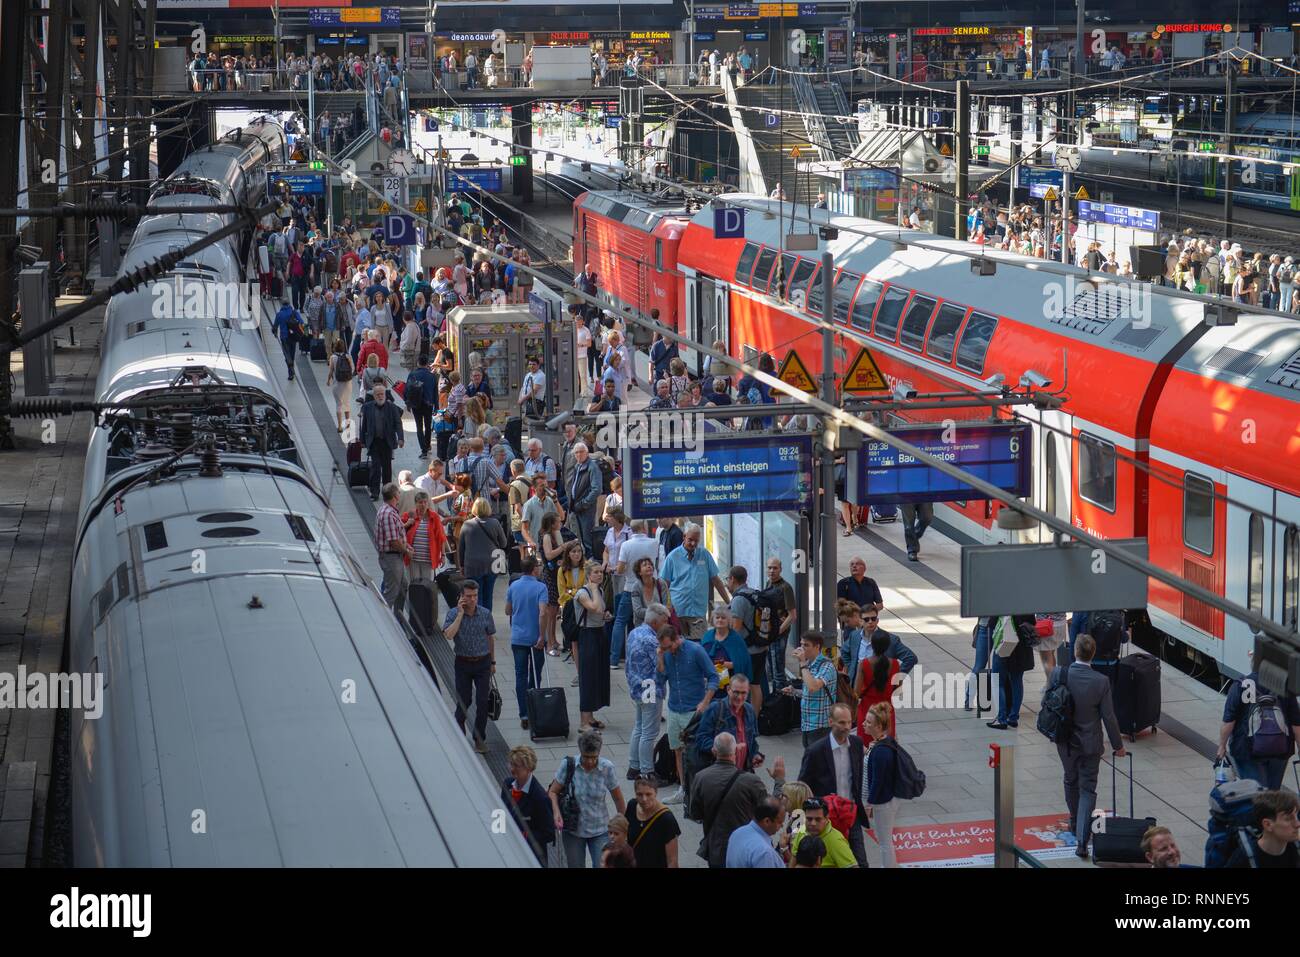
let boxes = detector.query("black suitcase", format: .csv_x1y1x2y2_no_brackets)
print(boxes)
348,461,371,488
347,439,363,466
408,579,438,639
505,416,523,460
298,334,311,355
870,504,899,524
757,692,799,736
590,525,609,563
310,338,327,361
526,656,570,741
1114,651,1160,740
1091,753,1157,864
271,275,284,299
435,567,466,609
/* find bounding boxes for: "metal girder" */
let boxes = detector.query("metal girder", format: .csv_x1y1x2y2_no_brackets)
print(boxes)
25,0,68,270
0,0,29,450
61,0,103,291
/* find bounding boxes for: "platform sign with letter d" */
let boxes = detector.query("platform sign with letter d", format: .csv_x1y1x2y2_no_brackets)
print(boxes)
714,206,745,239
384,213,415,246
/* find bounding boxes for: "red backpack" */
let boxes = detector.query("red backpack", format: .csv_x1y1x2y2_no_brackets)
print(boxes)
822,794,857,840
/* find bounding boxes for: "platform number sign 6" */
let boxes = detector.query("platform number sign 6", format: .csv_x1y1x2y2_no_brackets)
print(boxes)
1008,434,1020,456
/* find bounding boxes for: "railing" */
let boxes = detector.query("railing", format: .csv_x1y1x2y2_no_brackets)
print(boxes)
720,69,768,196
430,62,712,92
187,64,407,93
791,70,836,163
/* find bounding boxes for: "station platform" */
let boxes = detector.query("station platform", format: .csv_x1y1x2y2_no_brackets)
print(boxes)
274,301,1234,868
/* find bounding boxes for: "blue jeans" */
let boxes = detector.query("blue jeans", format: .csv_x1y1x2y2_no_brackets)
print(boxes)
1064,611,1090,667
993,658,1024,725
609,592,632,665
629,695,664,773
475,573,497,612
1229,744,1291,790
966,621,991,708
512,644,544,719
562,831,610,868
279,339,296,377
768,629,796,693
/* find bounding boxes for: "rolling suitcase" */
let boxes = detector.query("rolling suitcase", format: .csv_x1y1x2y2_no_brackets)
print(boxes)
1091,753,1157,864
435,567,466,609
1114,651,1160,740
505,416,523,461
408,579,438,639
870,504,899,524
348,460,371,489
298,334,311,356
525,654,569,741
270,274,284,299
347,439,363,466
310,338,327,361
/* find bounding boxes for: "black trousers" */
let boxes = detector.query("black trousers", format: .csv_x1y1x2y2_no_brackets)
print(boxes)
436,428,454,462
368,440,394,497
411,403,433,454
454,655,492,742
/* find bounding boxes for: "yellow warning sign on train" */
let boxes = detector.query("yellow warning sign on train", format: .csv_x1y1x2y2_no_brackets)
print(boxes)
1074,185,1090,201
412,197,428,214
777,349,817,394
841,346,888,394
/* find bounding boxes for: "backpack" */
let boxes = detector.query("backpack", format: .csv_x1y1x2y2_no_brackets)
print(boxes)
464,452,486,495
405,370,427,409
822,794,857,839
735,586,786,647
835,671,858,713
653,734,679,784
878,738,926,799
1245,689,1293,759
1205,777,1266,868
1036,666,1075,744
597,455,616,494
334,353,353,382
1089,610,1126,660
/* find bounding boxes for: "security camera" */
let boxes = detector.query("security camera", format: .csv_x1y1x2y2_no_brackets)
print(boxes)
892,381,917,401
546,410,574,431
983,372,1006,390
971,258,996,276
1019,370,1052,389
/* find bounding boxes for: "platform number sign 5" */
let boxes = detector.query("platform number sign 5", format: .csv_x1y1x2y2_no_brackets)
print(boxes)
383,176,402,205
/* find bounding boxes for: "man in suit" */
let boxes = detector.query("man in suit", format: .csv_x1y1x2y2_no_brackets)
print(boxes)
797,704,868,866
1051,634,1126,857
565,442,602,557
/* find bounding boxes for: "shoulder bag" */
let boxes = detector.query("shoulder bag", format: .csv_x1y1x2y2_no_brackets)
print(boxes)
559,757,582,832
696,768,743,858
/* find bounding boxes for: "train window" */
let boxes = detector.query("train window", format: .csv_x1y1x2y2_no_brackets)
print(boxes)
1285,526,1300,631
789,258,817,298
955,312,998,374
753,248,778,292
735,243,760,285
1183,473,1214,556
925,303,968,363
899,295,938,351
849,280,883,331
655,239,663,272
806,266,828,317
1045,436,1057,518
873,288,910,341
1248,512,1265,614
831,272,862,323
1077,433,1116,513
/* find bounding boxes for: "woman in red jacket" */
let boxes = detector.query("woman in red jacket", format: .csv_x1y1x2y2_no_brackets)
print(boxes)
403,491,448,582
853,630,899,738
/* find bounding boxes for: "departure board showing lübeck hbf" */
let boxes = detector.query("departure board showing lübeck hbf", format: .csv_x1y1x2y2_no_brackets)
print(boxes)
626,435,815,519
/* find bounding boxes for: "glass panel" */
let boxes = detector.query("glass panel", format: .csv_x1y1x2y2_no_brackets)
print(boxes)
735,242,760,285
1078,433,1116,512
789,258,817,300
926,303,968,362
850,280,883,331
1285,526,1299,630
1045,433,1057,517
1248,513,1264,613
956,312,998,373
468,335,512,429
832,272,861,323
1183,474,1214,555
753,248,778,292
899,295,937,351
806,266,827,317
873,287,910,341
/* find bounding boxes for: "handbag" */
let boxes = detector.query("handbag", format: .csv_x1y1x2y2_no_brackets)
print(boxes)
559,756,583,832
992,616,1020,658
1034,618,1055,639
487,675,504,722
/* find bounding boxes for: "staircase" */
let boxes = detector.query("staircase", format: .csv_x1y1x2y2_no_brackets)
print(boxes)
811,81,860,159
730,81,818,206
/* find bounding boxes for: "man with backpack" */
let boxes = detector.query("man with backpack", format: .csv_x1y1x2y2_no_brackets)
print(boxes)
271,302,307,381
1223,790,1300,868
798,703,869,866
728,564,785,714
405,360,439,458
1041,634,1126,858
1218,660,1300,790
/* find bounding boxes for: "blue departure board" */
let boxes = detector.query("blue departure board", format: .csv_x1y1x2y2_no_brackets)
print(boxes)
625,435,814,520
267,171,326,198
848,422,1032,505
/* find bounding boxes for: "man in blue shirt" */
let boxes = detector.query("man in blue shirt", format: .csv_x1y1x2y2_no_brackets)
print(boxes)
625,603,670,781
271,303,304,381
725,797,787,868
505,557,550,730
657,626,720,805
661,523,730,641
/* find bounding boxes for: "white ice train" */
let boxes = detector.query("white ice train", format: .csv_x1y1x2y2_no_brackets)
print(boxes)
69,119,536,867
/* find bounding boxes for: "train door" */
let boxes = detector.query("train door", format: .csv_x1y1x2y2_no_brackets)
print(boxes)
1224,475,1275,677
686,275,729,378
1023,408,1073,544
1272,491,1300,665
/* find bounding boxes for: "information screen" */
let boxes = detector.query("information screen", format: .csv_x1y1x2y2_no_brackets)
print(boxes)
625,435,814,520
848,422,1032,505
267,171,326,198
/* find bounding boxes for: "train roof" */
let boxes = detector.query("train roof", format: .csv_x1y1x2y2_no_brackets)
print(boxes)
77,470,537,867
576,189,692,230
1175,315,1300,402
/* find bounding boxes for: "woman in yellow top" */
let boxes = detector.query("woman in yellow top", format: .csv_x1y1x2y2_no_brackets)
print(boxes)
556,540,587,674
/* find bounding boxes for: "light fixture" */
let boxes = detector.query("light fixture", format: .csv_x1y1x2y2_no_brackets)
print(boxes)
1205,303,1239,327
892,381,917,401
819,226,839,240
1019,369,1052,389
971,258,996,276
983,372,1006,390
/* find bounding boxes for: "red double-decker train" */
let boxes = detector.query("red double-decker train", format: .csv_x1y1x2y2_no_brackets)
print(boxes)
574,189,1300,681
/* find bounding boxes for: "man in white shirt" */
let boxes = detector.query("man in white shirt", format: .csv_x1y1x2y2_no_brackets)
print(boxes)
519,355,546,417
619,520,660,593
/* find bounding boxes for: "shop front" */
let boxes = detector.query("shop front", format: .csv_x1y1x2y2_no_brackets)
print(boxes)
434,31,508,65
689,3,849,68
908,26,1024,80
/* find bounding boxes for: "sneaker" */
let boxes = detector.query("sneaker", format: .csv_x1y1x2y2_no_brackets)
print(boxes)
570,675,580,687
520,718,529,730
986,721,1009,730
907,551,918,562
610,661,621,670
662,787,684,805
626,767,639,781
474,740,488,754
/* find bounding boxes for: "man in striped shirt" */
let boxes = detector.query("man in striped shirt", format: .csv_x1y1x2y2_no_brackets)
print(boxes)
376,483,412,612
